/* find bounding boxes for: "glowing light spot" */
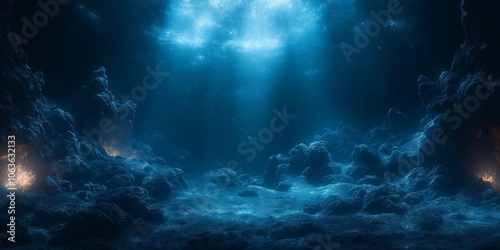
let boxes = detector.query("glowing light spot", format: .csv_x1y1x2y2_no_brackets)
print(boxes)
104,146,119,157
4,164,36,191
480,173,494,184
103,146,138,159
477,171,499,192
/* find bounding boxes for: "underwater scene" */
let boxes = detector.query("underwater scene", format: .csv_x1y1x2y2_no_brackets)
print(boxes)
1,0,500,249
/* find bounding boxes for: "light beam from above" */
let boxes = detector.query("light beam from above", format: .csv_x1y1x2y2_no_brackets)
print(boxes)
162,0,319,53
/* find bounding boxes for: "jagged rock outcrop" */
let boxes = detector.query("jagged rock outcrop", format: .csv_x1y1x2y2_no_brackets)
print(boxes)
71,67,137,151
416,0,500,190
0,0,46,143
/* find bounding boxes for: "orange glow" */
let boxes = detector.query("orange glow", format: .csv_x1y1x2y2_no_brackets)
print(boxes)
4,164,36,191
103,146,138,159
476,171,500,192
103,146,120,156
467,125,500,192
2,144,36,191
1,144,29,161
479,173,494,184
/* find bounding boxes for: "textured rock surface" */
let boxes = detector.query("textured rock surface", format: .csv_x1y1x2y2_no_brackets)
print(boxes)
106,186,164,223
52,202,133,243
415,0,500,190
71,67,137,150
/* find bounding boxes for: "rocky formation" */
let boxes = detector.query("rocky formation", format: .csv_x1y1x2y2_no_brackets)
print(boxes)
416,0,500,191
71,66,137,151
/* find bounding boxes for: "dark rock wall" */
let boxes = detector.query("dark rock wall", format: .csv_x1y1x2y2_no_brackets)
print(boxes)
0,0,46,144
417,0,500,189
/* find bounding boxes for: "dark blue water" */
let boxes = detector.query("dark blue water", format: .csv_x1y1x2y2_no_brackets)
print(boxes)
9,1,499,249
20,0,463,165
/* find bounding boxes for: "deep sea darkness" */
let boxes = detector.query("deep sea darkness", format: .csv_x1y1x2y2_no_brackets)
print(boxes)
1,0,500,249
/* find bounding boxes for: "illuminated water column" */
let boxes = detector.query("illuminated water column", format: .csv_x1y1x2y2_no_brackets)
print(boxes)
224,0,321,124
158,0,321,157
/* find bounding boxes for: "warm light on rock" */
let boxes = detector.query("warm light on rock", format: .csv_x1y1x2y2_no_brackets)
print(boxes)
103,146,119,157
103,146,137,159
467,125,500,192
479,173,494,184
4,164,36,191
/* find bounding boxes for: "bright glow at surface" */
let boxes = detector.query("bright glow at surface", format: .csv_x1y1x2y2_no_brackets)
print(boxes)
209,0,243,9
4,164,36,191
225,38,283,52
162,0,319,52
267,0,293,9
